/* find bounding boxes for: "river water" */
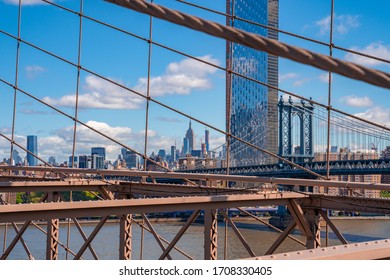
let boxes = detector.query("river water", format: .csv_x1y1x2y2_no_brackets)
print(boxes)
1,218,389,260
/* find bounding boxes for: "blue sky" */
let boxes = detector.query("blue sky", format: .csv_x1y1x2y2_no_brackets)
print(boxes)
0,0,389,163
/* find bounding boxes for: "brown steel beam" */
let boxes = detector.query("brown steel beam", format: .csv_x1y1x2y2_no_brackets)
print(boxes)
0,193,306,223
204,209,218,260
119,214,132,260
73,216,109,260
299,195,390,215
221,211,256,257
318,210,348,245
132,218,194,260
11,222,34,259
31,221,79,258
4,166,390,192
265,221,297,255
0,221,31,260
247,239,390,260
0,180,107,192
236,207,305,246
46,192,60,260
142,214,172,260
158,210,200,260
305,209,321,249
287,199,312,238
72,218,99,260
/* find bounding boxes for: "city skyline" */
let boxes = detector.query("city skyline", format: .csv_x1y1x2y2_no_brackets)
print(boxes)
0,0,389,164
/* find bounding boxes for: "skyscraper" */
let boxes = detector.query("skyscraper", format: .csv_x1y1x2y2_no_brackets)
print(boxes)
205,129,210,152
226,0,279,166
91,147,106,160
26,135,38,166
185,121,195,153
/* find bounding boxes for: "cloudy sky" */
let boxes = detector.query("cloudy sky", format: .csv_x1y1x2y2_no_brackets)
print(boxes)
0,0,389,163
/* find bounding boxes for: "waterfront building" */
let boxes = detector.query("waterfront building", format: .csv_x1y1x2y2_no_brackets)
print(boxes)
122,149,140,169
91,147,106,160
205,129,210,152
170,145,176,163
381,146,390,185
226,0,279,166
48,156,56,166
78,155,92,169
314,148,381,198
68,155,78,168
26,135,38,166
158,149,166,160
92,154,104,169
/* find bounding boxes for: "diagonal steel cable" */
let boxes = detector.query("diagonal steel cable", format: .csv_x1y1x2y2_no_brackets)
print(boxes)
177,0,390,65
0,34,325,177
2,0,387,178
16,1,390,134
106,0,389,89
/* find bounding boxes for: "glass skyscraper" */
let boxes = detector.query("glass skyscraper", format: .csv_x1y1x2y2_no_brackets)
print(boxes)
226,0,279,166
27,135,38,166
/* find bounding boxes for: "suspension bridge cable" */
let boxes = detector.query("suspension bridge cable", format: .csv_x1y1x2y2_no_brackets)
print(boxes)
176,0,390,65
106,0,389,89
26,1,390,134
0,0,386,178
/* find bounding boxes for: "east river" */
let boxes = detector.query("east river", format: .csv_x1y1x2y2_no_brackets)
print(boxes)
1,217,389,260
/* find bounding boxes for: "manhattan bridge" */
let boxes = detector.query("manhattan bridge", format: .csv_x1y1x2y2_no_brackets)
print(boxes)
0,0,390,260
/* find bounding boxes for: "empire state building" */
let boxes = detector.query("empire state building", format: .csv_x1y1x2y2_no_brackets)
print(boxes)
185,121,195,153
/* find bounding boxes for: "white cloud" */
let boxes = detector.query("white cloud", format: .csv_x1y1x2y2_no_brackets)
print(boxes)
318,72,329,83
354,107,390,127
2,0,52,5
134,55,219,96
316,14,360,35
43,75,144,110
293,78,310,87
279,72,298,83
43,55,219,110
340,95,373,108
25,65,45,79
345,42,390,66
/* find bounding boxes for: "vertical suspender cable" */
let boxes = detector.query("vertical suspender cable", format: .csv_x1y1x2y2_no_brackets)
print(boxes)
224,0,235,260
140,0,154,259
325,0,335,182
4,0,23,254
325,0,335,246
67,0,84,260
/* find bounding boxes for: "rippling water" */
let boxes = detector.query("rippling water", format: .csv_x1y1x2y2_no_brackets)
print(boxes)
1,218,389,260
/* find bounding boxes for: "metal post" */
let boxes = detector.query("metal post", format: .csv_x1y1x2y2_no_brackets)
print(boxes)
204,209,218,260
46,192,60,260
305,209,321,249
119,214,133,260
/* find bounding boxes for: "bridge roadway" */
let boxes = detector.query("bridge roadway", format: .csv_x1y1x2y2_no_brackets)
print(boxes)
181,159,390,177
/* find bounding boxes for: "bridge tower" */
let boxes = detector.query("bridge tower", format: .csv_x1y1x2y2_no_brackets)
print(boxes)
278,96,314,163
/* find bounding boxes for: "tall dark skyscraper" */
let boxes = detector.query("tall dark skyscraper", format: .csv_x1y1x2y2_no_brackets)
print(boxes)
205,129,210,152
185,121,195,153
91,147,106,160
226,0,279,166
27,135,38,166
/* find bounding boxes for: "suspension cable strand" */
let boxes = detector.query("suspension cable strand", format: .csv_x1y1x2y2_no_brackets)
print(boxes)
177,0,390,65
0,15,388,134
106,0,389,89
0,0,388,180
